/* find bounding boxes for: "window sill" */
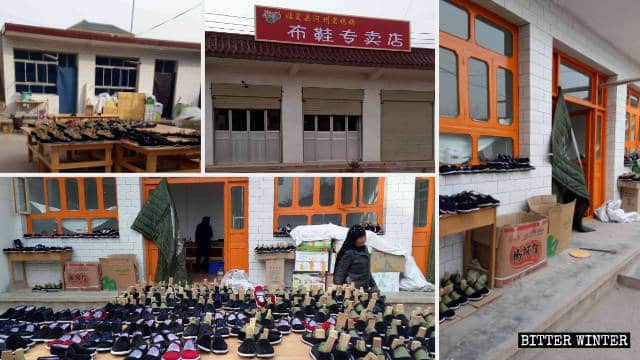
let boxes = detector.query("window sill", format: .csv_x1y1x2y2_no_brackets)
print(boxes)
23,233,120,239
441,166,535,176
273,231,386,237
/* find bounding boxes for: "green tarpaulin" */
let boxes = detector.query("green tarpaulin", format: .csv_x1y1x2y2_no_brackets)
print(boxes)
551,88,593,232
131,178,189,282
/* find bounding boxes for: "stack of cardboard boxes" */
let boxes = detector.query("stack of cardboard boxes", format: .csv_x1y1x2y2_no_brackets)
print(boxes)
63,254,138,291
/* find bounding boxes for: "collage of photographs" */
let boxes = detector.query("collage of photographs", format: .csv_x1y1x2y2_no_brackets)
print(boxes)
0,0,637,359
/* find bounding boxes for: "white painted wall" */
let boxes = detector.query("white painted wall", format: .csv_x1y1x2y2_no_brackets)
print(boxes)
169,183,225,241
205,60,434,166
0,179,25,292
6,177,145,291
246,176,419,285
1,34,200,116
440,0,640,275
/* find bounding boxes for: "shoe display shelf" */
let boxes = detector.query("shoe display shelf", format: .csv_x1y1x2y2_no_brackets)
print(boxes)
618,180,640,213
115,139,200,172
440,206,498,289
255,251,296,289
22,125,117,172
6,249,73,290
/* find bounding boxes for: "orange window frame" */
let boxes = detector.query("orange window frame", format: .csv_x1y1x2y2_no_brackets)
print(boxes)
26,178,118,235
412,177,435,275
626,88,640,156
552,51,608,110
273,177,385,231
440,0,519,165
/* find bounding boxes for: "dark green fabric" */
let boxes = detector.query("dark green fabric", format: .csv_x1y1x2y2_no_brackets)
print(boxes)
427,208,435,284
551,88,593,232
131,178,188,282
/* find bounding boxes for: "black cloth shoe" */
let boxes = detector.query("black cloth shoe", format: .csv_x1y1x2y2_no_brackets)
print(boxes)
237,337,257,357
111,334,132,355
5,334,31,351
211,334,229,354
255,337,274,358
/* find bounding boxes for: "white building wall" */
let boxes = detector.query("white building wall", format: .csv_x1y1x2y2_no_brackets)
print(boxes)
205,61,433,166
245,176,418,285
1,35,200,115
440,0,640,275
14,177,145,289
0,179,25,292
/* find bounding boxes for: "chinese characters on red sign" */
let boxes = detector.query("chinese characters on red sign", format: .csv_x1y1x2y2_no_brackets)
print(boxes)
255,6,411,52
509,240,542,269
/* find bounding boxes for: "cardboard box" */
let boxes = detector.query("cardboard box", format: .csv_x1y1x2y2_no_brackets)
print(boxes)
372,272,400,292
64,262,101,291
292,272,325,290
619,180,640,213
295,251,329,272
494,213,549,287
264,259,286,288
100,255,138,291
370,250,405,273
117,92,145,120
297,240,332,251
528,195,575,257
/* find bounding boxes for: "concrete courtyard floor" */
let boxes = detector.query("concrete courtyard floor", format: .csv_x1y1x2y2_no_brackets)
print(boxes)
440,220,640,360
0,133,38,172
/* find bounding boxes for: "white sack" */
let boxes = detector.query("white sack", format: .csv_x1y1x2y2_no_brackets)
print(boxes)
595,200,640,223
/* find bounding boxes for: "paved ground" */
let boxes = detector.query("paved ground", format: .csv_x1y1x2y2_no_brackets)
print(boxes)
0,289,117,312
0,133,38,172
529,284,640,360
440,220,640,360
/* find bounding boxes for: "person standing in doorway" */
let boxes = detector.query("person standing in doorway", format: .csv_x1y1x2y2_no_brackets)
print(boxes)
195,217,213,273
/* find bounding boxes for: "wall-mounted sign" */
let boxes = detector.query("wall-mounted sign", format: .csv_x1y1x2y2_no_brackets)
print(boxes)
255,5,411,52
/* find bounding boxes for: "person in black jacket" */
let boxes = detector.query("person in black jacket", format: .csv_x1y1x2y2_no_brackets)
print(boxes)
333,225,378,291
195,217,213,273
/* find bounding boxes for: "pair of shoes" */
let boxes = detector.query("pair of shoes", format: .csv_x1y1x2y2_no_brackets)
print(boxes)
125,345,162,360
161,340,199,360
237,328,275,358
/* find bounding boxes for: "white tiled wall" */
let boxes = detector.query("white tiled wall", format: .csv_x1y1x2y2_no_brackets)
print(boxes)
440,0,640,276
0,179,25,292
16,178,145,288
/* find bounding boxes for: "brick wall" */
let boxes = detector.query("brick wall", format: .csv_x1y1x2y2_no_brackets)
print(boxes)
440,0,640,276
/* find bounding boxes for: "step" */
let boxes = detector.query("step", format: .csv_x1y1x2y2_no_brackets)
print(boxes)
617,258,640,289
0,290,117,313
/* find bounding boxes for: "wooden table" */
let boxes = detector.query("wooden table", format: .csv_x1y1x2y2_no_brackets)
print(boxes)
440,206,498,288
22,126,115,172
115,140,200,173
6,250,73,290
30,331,309,359
49,114,119,122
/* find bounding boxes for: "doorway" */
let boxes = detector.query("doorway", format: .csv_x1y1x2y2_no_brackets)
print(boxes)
412,177,435,276
153,60,177,118
142,178,248,281
553,51,607,215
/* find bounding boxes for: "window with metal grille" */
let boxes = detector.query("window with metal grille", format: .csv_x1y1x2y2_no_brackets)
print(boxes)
95,56,138,95
14,49,76,94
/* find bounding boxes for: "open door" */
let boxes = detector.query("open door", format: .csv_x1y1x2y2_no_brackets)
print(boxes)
412,177,435,275
225,180,249,271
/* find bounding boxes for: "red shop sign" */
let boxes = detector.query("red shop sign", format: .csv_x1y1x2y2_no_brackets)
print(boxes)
255,5,411,52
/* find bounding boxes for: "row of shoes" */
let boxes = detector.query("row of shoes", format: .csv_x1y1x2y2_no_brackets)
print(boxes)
440,155,533,175
254,243,296,254
3,240,72,253
439,270,491,323
618,172,640,182
439,191,500,216
23,228,119,238
31,282,63,293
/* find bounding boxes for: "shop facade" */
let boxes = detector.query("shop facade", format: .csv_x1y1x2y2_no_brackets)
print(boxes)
1,22,201,116
439,0,640,274
204,31,435,171
0,175,434,292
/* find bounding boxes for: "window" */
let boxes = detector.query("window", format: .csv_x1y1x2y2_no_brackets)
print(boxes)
14,178,119,236
95,56,138,95
273,177,384,232
303,115,361,161
213,108,282,164
439,0,518,164
559,62,591,101
14,50,76,94
626,88,640,156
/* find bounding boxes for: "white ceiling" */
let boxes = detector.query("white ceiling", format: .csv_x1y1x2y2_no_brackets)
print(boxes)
555,0,640,66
